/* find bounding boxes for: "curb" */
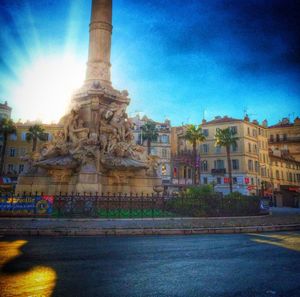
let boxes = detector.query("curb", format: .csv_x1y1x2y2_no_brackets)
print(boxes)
0,224,299,236
0,214,270,221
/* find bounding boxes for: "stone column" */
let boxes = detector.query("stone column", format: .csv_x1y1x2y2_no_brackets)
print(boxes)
86,0,112,86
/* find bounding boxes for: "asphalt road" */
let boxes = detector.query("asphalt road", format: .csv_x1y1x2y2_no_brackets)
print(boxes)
0,232,300,297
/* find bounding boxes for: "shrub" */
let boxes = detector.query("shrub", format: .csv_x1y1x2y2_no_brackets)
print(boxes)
186,185,214,197
225,191,244,199
166,193,261,217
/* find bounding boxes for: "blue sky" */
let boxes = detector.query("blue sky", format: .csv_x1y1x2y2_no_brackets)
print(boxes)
0,0,299,125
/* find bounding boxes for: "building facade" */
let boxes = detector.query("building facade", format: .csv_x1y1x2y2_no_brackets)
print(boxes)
171,116,271,195
269,149,300,207
268,117,300,161
3,122,62,180
0,101,12,120
131,115,171,183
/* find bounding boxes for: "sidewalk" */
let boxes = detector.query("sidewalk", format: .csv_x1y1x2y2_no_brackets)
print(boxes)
0,208,299,236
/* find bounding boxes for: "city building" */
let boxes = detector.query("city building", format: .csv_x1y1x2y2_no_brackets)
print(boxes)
0,101,12,120
3,122,62,181
131,115,171,183
269,148,300,207
171,116,271,196
268,117,300,161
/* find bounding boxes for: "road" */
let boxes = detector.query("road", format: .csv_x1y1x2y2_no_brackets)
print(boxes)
0,232,300,297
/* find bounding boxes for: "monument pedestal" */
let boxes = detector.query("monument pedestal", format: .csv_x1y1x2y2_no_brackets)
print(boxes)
16,171,161,195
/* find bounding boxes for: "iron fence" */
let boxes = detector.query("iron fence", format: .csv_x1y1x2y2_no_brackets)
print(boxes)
0,192,267,218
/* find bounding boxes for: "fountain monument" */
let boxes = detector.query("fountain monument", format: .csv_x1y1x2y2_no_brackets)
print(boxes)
16,0,162,195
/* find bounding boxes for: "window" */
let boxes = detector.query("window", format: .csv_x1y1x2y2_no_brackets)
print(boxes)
40,133,49,141
19,164,25,174
248,143,251,152
255,161,259,172
254,144,257,153
248,160,253,171
203,177,208,184
231,143,238,152
188,168,192,179
201,160,208,172
203,144,209,153
150,147,157,155
232,159,239,170
230,126,237,134
251,177,254,185
233,177,237,184
276,134,280,142
162,148,167,158
283,134,287,141
9,133,17,141
247,127,250,135
217,177,222,184
214,159,224,169
215,146,221,153
8,164,14,172
9,148,16,157
161,134,169,143
252,129,257,137
183,166,187,179
21,132,27,141
270,135,274,142
203,129,209,137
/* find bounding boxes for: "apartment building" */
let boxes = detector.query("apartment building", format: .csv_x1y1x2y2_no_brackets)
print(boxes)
0,101,12,120
130,115,171,183
3,122,62,180
171,116,270,195
268,117,300,161
269,148,300,207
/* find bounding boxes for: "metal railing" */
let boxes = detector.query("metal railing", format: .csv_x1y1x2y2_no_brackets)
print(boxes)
0,192,266,218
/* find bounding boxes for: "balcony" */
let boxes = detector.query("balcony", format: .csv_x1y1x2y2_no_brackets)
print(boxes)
211,168,226,175
269,137,300,143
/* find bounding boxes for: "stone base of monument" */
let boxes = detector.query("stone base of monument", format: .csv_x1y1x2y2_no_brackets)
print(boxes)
16,169,161,195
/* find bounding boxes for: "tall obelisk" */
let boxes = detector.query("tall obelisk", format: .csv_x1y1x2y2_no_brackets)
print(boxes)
86,0,112,87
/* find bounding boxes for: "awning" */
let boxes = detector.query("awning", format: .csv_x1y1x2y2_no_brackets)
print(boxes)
0,177,12,185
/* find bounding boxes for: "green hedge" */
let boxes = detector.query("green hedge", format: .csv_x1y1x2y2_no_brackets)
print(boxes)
166,192,261,217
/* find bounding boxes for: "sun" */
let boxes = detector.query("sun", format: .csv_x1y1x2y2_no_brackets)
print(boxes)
10,53,85,124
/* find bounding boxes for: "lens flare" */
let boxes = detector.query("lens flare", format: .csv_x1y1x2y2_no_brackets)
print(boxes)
10,53,85,123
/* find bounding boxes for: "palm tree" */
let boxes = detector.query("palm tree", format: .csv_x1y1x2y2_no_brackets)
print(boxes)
141,121,159,155
215,127,239,193
26,124,47,152
184,124,206,185
0,118,16,174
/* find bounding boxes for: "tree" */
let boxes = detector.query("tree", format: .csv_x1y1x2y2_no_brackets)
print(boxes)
0,118,16,175
141,121,159,155
184,124,206,185
214,127,239,193
26,124,47,152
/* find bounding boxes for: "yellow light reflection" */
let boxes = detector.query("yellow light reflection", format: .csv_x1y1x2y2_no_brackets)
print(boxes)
0,240,57,297
251,233,300,252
